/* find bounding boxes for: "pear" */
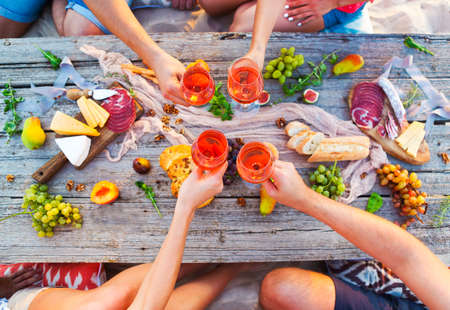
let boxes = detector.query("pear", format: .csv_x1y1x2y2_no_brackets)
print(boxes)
21,117,46,150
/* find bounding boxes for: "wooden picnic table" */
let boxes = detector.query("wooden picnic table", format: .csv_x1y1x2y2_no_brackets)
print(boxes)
0,32,449,263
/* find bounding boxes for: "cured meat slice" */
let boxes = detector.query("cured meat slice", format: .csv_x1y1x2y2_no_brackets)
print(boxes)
102,88,136,133
350,82,385,129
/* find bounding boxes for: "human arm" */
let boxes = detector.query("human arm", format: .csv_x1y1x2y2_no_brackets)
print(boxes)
0,268,41,299
171,0,198,10
243,0,285,70
284,0,368,25
263,160,450,310
128,163,227,310
83,0,187,106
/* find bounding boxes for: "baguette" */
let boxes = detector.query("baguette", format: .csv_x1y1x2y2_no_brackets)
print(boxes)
287,130,310,150
308,136,370,162
285,121,310,137
296,132,324,155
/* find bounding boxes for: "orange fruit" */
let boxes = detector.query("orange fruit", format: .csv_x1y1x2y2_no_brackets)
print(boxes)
91,181,119,205
186,59,210,72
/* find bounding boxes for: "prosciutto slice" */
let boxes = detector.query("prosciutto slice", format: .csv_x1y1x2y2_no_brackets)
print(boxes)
350,82,384,129
81,45,388,204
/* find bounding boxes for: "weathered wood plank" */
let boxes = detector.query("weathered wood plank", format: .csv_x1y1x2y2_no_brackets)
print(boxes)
0,196,447,263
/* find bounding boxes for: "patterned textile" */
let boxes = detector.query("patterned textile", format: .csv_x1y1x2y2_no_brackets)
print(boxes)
0,263,105,290
337,0,374,13
326,260,423,304
0,298,9,310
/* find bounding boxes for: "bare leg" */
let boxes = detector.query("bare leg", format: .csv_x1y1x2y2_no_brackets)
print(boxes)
29,263,209,310
166,263,248,310
259,267,335,310
199,0,252,17
0,16,31,38
51,0,104,36
230,0,324,33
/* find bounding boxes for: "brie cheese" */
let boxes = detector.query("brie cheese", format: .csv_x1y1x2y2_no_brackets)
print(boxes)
55,136,91,167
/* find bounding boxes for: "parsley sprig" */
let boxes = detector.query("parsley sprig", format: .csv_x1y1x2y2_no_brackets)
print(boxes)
136,181,162,218
2,81,24,142
283,50,339,96
208,82,233,121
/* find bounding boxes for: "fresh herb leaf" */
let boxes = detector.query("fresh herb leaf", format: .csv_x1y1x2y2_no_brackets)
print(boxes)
329,52,339,64
431,196,449,228
404,36,434,56
207,82,233,121
366,192,383,213
1,81,23,142
129,87,136,97
35,45,62,70
402,83,422,109
135,181,162,218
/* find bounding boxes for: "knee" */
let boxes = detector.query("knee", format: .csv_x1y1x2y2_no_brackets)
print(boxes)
62,11,104,37
229,3,254,32
199,0,223,17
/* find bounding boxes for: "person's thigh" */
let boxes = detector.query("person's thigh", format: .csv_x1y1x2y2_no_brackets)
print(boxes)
0,0,47,37
259,267,335,310
199,0,251,17
230,1,324,33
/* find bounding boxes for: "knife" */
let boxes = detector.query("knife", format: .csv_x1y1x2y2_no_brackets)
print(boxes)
30,86,118,101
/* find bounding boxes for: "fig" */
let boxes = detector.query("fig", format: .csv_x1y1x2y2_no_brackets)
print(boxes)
303,89,319,104
133,157,151,174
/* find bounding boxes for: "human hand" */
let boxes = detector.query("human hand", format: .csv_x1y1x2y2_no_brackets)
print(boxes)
145,52,189,106
0,268,41,299
177,162,228,213
262,160,311,208
242,50,265,73
284,0,338,26
171,0,198,10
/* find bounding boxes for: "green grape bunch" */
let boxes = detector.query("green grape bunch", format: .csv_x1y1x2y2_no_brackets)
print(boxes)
308,162,346,200
22,184,83,237
263,47,304,85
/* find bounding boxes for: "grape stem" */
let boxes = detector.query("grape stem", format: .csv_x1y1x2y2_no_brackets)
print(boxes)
323,160,338,191
0,210,32,222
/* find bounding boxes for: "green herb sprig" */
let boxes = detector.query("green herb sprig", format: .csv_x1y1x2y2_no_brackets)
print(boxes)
2,81,23,142
283,50,339,96
404,37,434,56
136,181,162,218
35,45,62,70
366,192,383,213
402,83,422,109
431,196,449,228
208,82,233,121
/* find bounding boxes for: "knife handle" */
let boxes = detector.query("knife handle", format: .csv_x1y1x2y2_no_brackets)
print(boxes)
66,89,90,101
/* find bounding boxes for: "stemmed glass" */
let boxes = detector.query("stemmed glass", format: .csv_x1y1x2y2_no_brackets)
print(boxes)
227,58,263,115
181,63,215,106
236,142,275,185
191,130,229,171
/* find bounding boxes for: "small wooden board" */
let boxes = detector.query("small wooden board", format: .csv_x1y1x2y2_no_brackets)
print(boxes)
32,92,144,184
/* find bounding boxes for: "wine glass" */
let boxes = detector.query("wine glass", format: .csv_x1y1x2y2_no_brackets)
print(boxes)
236,142,275,184
227,58,263,115
192,130,229,170
181,63,215,106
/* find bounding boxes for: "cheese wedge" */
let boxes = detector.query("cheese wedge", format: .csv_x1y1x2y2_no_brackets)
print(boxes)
55,136,91,167
395,121,426,158
86,98,110,128
77,96,98,128
84,98,102,127
50,111,100,136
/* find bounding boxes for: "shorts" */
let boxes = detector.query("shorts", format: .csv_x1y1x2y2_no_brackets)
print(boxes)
0,0,47,23
322,3,367,30
331,276,426,310
8,287,47,310
66,0,172,34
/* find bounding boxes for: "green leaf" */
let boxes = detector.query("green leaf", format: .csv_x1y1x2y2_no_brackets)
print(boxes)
319,63,327,73
366,192,383,213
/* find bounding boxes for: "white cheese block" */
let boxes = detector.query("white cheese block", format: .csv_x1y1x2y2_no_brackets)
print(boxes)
55,136,91,167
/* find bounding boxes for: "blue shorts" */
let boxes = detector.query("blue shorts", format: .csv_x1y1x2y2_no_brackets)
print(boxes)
322,3,367,32
0,0,47,23
332,276,425,310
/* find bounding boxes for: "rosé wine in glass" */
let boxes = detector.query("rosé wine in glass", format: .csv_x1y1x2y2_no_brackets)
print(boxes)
182,64,215,106
192,130,229,170
227,58,263,109
236,142,274,184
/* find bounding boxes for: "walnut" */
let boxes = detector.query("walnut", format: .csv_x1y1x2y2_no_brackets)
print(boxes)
360,172,368,179
161,116,170,125
162,125,171,132
175,118,183,125
237,197,246,207
66,180,74,191
6,174,14,182
145,109,156,117
154,134,165,142
75,184,86,192
163,104,179,115
275,117,287,129
438,152,449,164
179,128,185,135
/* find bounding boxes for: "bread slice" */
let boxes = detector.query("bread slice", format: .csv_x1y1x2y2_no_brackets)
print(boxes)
308,136,370,162
285,121,310,137
296,132,324,155
348,84,430,165
159,144,192,171
286,130,310,150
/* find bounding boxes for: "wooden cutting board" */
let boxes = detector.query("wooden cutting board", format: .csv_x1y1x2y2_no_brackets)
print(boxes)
32,91,144,184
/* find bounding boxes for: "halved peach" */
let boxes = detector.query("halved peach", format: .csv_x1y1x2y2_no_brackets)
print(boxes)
91,181,119,205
